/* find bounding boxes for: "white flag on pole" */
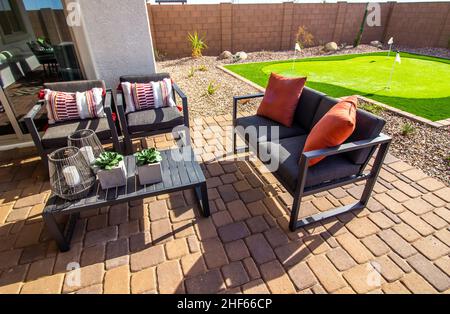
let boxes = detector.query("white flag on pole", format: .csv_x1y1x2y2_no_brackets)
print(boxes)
388,37,394,45
295,43,301,52
395,52,401,64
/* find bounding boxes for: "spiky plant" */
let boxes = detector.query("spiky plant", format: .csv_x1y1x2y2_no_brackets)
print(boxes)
135,148,162,167
94,152,123,170
188,32,208,58
401,123,416,137
206,81,218,96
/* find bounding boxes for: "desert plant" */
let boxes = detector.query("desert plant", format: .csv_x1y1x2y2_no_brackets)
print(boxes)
188,32,208,58
135,148,162,167
296,26,314,49
198,65,208,72
205,81,218,96
400,123,416,137
354,3,370,47
94,152,124,170
188,67,195,78
154,48,166,62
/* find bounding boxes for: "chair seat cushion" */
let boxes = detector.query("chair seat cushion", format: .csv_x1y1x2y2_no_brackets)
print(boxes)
236,115,307,144
259,136,361,191
42,118,111,149
127,107,184,134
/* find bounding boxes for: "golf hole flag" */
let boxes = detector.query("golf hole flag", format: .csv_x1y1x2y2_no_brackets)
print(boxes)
295,43,301,52
395,53,402,64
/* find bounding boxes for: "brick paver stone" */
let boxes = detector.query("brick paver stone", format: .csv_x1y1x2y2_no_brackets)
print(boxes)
185,269,226,294
343,264,380,294
104,265,130,294
373,256,404,283
417,178,445,192
336,233,372,264
368,212,395,230
401,273,436,294
393,223,421,243
181,253,207,277
130,245,165,272
149,199,169,221
260,260,296,294
345,217,379,238
63,263,104,293
378,229,417,258
412,236,449,261
361,235,390,257
406,254,450,292
242,280,270,294
222,261,250,288
131,268,156,294
399,211,434,237
275,241,311,267
84,226,118,248
165,238,189,260
434,187,450,203
287,262,317,291
218,222,250,243
224,240,250,261
157,260,184,294
218,184,239,203
227,200,250,221
307,255,346,293
243,257,261,280
382,281,411,294
21,274,64,294
245,233,276,265
403,198,434,215
326,248,357,271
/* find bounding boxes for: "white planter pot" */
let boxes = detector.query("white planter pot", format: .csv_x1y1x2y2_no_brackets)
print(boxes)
97,160,127,189
137,162,162,185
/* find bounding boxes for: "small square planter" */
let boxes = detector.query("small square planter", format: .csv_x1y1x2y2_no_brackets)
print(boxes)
137,162,162,185
97,160,127,189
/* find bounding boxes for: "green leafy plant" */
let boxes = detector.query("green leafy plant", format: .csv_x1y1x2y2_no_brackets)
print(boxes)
188,31,208,58
296,26,314,49
354,3,370,47
205,81,218,96
94,152,124,170
188,67,195,78
360,101,384,116
198,65,208,72
135,148,162,167
400,123,416,137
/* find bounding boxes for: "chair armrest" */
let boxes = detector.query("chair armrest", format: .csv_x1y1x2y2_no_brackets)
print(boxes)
233,93,265,123
173,83,189,128
24,100,45,121
301,133,392,161
103,89,113,111
116,91,128,132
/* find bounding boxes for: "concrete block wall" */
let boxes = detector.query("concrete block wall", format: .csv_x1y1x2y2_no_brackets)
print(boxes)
149,2,450,58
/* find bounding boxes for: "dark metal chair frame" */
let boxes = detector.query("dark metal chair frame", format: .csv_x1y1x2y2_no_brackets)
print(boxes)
232,93,392,232
116,77,190,155
25,86,121,167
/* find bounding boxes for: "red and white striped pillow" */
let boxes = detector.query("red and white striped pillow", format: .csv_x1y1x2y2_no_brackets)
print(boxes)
121,79,176,113
44,88,106,124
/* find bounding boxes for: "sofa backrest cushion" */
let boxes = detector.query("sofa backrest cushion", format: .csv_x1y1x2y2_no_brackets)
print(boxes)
44,80,106,93
120,73,170,84
294,87,324,132
311,95,386,165
346,109,386,165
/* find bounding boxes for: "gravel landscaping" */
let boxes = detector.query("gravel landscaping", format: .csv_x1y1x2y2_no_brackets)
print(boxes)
158,45,449,185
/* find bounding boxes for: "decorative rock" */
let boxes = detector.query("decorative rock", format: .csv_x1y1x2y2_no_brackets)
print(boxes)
235,51,248,61
370,40,383,48
218,51,233,60
324,42,338,52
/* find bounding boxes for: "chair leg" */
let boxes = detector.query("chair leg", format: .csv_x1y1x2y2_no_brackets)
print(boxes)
232,129,237,155
289,192,303,232
124,135,133,155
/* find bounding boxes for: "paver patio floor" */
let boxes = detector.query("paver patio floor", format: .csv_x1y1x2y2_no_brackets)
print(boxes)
0,114,449,294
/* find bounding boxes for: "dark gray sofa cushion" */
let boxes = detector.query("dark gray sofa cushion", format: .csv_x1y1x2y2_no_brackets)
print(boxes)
310,96,386,165
294,87,324,132
42,118,111,149
44,80,106,93
120,73,170,83
127,107,184,134
259,136,361,191
236,115,307,143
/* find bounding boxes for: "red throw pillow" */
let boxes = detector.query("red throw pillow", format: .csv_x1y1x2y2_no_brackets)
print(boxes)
257,73,306,128
303,96,358,167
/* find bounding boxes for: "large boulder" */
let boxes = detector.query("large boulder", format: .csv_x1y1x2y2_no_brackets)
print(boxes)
235,51,248,61
370,40,383,48
324,42,338,52
218,51,233,60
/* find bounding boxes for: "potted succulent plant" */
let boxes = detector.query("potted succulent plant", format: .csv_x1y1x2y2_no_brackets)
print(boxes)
94,152,127,189
135,148,163,185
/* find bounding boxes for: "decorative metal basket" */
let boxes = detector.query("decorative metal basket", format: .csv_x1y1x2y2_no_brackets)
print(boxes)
68,129,105,166
48,147,96,201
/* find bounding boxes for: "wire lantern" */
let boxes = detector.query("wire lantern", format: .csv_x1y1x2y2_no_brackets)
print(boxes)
48,147,96,201
68,129,105,166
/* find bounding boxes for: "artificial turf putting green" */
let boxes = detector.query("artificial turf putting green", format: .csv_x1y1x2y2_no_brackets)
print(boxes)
224,52,450,121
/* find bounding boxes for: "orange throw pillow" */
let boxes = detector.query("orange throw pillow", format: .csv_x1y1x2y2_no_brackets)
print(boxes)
257,73,307,128
303,96,358,167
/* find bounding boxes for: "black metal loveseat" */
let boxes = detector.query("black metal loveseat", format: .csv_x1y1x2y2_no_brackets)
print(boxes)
233,87,392,231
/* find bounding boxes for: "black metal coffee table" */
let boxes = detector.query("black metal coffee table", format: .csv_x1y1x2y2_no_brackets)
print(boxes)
43,148,210,252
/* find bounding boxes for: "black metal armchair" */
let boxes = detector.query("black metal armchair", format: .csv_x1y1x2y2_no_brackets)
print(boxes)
25,80,121,166
116,73,190,154
232,87,392,231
